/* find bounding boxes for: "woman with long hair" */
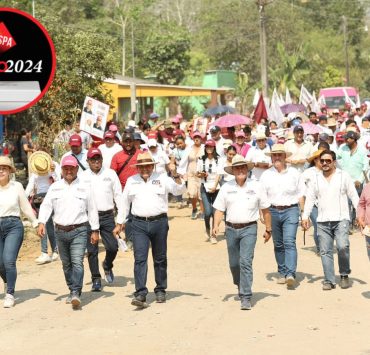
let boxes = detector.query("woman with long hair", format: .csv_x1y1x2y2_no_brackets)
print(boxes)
196,140,221,244
0,156,38,308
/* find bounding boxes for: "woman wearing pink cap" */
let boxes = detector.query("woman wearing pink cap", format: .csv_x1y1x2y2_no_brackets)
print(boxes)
233,131,251,157
196,139,221,244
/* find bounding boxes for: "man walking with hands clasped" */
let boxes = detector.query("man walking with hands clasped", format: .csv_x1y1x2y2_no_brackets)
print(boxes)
213,155,272,310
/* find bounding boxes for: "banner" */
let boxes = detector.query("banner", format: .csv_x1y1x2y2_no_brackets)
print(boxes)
80,96,109,138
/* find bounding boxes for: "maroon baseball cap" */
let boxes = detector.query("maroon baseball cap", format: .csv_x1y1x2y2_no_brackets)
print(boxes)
69,134,82,147
205,139,216,147
87,148,102,159
104,131,115,139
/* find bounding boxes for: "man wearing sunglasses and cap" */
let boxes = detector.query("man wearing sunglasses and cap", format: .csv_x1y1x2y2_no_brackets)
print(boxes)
213,155,272,310
38,156,99,309
302,150,359,290
122,152,185,308
81,148,124,292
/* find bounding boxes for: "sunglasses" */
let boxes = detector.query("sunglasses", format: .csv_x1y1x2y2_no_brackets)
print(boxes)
320,159,333,164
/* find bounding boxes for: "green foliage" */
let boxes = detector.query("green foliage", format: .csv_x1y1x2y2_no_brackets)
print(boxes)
142,21,190,84
322,65,344,88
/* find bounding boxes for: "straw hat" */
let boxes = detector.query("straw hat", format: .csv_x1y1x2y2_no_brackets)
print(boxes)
132,152,158,166
326,117,337,127
29,151,52,176
265,144,292,157
307,149,324,163
0,156,16,173
224,155,254,175
256,132,267,140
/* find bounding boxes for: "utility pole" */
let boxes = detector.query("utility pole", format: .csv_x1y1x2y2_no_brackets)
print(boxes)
257,0,270,98
131,23,135,78
342,15,350,85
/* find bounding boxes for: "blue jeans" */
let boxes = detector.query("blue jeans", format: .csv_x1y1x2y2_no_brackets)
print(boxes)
225,223,257,299
200,184,219,232
56,225,88,294
270,205,299,278
132,216,169,297
0,217,24,295
41,215,57,253
366,236,370,261
87,213,118,280
310,205,320,252
317,220,351,285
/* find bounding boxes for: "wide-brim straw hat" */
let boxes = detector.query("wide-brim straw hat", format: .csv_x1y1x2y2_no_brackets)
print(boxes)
224,154,254,175
307,149,324,163
0,156,16,173
29,151,52,176
265,143,292,157
132,152,159,166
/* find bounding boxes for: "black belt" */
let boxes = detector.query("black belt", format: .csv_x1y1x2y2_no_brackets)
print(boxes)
133,213,167,222
271,203,298,210
226,221,257,229
98,209,114,216
0,216,19,219
55,222,89,232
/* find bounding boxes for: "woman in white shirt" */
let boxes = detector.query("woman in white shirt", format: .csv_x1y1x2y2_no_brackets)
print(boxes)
196,140,221,244
148,139,170,175
0,156,38,308
219,145,237,186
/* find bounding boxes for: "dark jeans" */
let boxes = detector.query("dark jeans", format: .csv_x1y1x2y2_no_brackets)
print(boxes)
125,208,133,243
310,205,320,252
200,184,219,232
132,216,169,297
56,225,88,294
87,213,118,281
0,217,24,295
41,215,57,253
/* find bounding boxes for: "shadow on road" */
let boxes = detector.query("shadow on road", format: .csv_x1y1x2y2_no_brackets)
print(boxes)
15,288,57,304
362,291,370,299
54,289,115,308
222,291,279,305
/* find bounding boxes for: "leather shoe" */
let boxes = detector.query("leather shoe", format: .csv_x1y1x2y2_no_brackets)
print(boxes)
155,292,166,303
131,294,147,308
91,278,102,292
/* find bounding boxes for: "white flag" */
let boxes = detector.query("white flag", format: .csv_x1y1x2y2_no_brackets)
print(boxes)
356,93,361,108
270,89,285,126
343,88,356,108
252,88,260,107
318,95,326,107
311,91,320,113
285,87,292,104
299,84,313,107
278,93,285,106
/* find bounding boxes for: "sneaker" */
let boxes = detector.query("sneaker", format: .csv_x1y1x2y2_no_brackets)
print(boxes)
155,292,166,303
35,253,51,265
191,209,198,220
71,292,81,309
51,252,59,261
65,293,73,304
131,294,147,308
322,282,335,291
3,293,15,308
277,275,286,284
339,275,350,289
91,278,102,292
286,275,296,288
104,269,114,284
198,213,204,221
240,298,252,310
210,236,218,244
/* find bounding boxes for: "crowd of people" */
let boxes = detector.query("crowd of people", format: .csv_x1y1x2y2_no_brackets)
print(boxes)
0,104,369,311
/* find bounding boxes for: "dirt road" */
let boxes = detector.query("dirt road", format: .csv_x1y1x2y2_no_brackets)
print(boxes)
1,205,369,355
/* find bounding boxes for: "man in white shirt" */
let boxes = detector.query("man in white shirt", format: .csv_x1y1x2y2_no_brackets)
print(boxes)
210,125,225,158
302,150,359,290
99,131,123,169
122,152,185,308
213,155,272,310
245,133,271,180
260,144,305,288
73,121,92,150
38,155,99,309
147,139,170,175
60,134,88,175
284,125,314,173
81,148,124,292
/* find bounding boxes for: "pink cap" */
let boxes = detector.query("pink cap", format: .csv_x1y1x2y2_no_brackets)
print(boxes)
191,131,204,139
175,113,183,119
235,131,245,138
147,132,158,139
69,134,82,147
87,148,102,159
171,117,180,124
205,139,216,147
61,156,78,168
109,124,118,132
104,131,115,139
